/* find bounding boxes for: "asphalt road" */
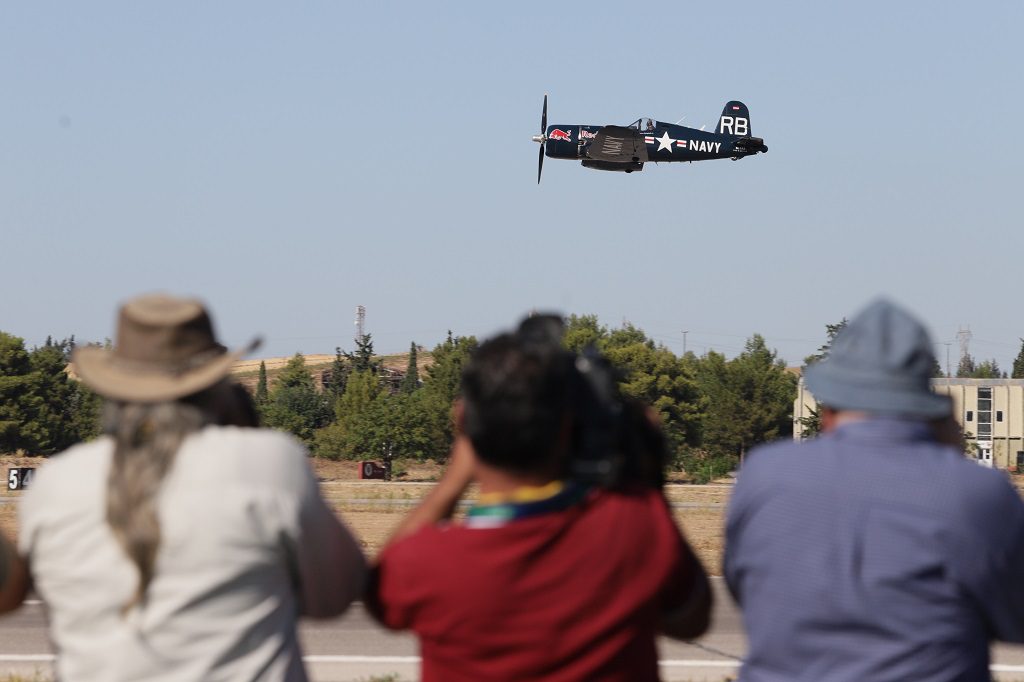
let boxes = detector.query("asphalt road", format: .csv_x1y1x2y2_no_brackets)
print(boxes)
4,579,1024,681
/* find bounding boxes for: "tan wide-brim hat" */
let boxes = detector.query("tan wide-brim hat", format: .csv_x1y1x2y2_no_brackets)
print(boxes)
73,293,261,403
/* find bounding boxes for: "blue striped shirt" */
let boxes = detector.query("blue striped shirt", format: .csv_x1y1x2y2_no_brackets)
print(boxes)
725,418,1024,681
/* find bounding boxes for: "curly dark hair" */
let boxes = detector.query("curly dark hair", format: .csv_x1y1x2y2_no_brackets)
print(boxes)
460,333,570,475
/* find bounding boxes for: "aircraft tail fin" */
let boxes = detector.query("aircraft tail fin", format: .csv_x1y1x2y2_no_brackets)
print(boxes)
716,101,751,136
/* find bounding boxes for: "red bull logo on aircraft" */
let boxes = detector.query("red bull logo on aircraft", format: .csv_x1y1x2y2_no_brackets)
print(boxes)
548,128,572,142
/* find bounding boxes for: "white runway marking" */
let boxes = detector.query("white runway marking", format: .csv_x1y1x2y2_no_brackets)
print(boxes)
0,655,735,667
304,655,420,664
0,654,1020,674
302,656,741,666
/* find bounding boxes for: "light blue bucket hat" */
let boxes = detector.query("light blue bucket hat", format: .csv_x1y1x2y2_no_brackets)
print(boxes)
804,298,951,419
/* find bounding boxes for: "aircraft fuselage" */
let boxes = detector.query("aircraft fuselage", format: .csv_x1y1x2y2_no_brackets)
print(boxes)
544,121,759,163
533,99,766,180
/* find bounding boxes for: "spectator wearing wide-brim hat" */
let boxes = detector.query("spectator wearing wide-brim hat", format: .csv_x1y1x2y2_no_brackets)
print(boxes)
20,293,367,682
72,294,260,403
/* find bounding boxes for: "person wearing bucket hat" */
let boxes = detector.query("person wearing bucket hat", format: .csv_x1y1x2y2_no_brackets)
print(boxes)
724,298,1024,681
803,298,954,420
18,294,367,682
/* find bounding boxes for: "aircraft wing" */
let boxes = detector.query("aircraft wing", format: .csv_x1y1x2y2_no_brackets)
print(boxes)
585,125,649,163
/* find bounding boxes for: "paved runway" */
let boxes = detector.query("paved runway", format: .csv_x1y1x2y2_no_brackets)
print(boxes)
4,579,1024,681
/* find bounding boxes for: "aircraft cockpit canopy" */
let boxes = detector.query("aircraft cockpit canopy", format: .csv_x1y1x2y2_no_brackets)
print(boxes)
628,118,656,131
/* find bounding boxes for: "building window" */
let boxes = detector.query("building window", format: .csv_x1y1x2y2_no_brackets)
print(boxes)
977,387,992,438
966,411,973,422
997,411,1004,422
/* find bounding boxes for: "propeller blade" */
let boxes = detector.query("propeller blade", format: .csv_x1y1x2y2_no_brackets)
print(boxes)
537,94,548,184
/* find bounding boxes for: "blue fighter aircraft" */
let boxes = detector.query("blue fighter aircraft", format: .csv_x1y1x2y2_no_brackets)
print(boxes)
532,95,767,183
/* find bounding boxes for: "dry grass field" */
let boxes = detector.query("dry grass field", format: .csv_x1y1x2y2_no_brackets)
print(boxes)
10,449,1024,574
231,352,426,378
328,486,727,567
312,458,730,566
0,454,729,570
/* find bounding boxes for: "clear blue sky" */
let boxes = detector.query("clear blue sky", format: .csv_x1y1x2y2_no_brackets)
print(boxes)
3,1,1022,371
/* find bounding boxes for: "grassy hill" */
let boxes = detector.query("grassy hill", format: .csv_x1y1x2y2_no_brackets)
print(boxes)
230,350,433,392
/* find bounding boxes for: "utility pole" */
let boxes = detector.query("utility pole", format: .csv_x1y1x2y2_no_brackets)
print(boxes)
682,330,689,356
943,342,952,378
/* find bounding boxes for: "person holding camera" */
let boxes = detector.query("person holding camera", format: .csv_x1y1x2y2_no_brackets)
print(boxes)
18,294,366,681
368,317,711,682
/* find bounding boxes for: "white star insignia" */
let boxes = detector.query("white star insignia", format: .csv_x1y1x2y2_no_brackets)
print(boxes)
656,132,675,152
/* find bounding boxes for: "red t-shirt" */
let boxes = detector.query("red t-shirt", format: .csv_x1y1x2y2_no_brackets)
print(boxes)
373,488,692,682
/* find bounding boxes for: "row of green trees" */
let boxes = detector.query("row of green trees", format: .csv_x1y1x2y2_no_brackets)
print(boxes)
0,320,800,480
0,334,101,455
253,316,797,482
956,355,1009,379
8,320,1024,480
257,332,475,469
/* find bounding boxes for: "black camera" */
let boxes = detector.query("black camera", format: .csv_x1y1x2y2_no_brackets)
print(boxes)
515,314,666,490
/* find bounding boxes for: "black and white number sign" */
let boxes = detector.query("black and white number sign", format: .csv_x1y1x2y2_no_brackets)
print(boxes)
7,467,35,490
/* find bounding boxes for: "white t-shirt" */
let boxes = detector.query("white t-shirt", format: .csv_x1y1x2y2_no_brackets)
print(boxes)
19,426,366,682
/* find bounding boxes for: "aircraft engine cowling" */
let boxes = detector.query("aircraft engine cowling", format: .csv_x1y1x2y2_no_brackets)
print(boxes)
543,125,581,160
